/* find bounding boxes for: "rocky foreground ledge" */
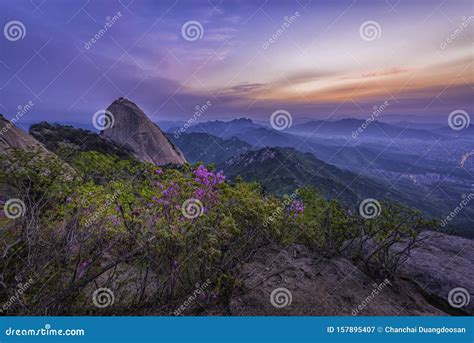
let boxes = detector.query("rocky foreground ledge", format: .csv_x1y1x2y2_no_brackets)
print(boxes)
230,231,473,316
393,231,473,315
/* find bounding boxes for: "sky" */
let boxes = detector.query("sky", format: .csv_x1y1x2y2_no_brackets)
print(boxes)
0,0,473,127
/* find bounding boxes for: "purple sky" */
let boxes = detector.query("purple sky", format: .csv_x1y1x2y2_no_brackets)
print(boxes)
0,0,473,127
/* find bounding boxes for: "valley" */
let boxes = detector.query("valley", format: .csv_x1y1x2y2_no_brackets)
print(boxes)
164,117,473,237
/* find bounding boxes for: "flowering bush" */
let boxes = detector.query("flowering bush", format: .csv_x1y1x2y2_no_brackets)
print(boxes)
0,152,298,314
0,151,434,315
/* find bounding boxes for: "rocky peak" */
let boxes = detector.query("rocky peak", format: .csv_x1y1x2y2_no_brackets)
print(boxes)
231,118,254,124
101,98,186,165
0,115,49,154
225,147,289,167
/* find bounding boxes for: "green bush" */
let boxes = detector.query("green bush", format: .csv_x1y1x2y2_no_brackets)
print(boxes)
0,151,437,315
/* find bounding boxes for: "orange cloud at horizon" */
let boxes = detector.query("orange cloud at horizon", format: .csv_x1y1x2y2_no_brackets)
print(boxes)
249,55,473,104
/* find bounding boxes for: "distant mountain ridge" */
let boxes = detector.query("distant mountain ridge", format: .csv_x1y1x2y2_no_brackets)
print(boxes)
218,145,474,230
432,124,474,137
168,118,304,149
219,146,398,206
168,118,262,138
289,118,445,140
167,132,251,164
168,117,450,141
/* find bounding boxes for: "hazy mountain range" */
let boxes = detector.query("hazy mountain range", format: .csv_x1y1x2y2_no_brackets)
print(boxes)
2,99,472,237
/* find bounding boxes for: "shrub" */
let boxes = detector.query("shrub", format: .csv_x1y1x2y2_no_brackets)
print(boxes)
0,152,437,314
0,152,289,314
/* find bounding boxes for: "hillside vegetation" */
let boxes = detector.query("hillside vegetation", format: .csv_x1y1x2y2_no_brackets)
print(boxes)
0,148,436,315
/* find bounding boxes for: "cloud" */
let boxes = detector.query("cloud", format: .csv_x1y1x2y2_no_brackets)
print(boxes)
220,82,267,95
0,0,472,125
205,26,239,42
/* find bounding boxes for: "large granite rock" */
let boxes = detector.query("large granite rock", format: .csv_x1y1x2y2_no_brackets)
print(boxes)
101,98,186,165
230,244,445,316
392,231,473,315
0,114,49,154
0,115,74,181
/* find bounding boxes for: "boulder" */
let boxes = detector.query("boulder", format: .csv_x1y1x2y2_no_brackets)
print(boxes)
230,244,445,316
0,114,49,154
392,231,474,315
101,98,186,165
